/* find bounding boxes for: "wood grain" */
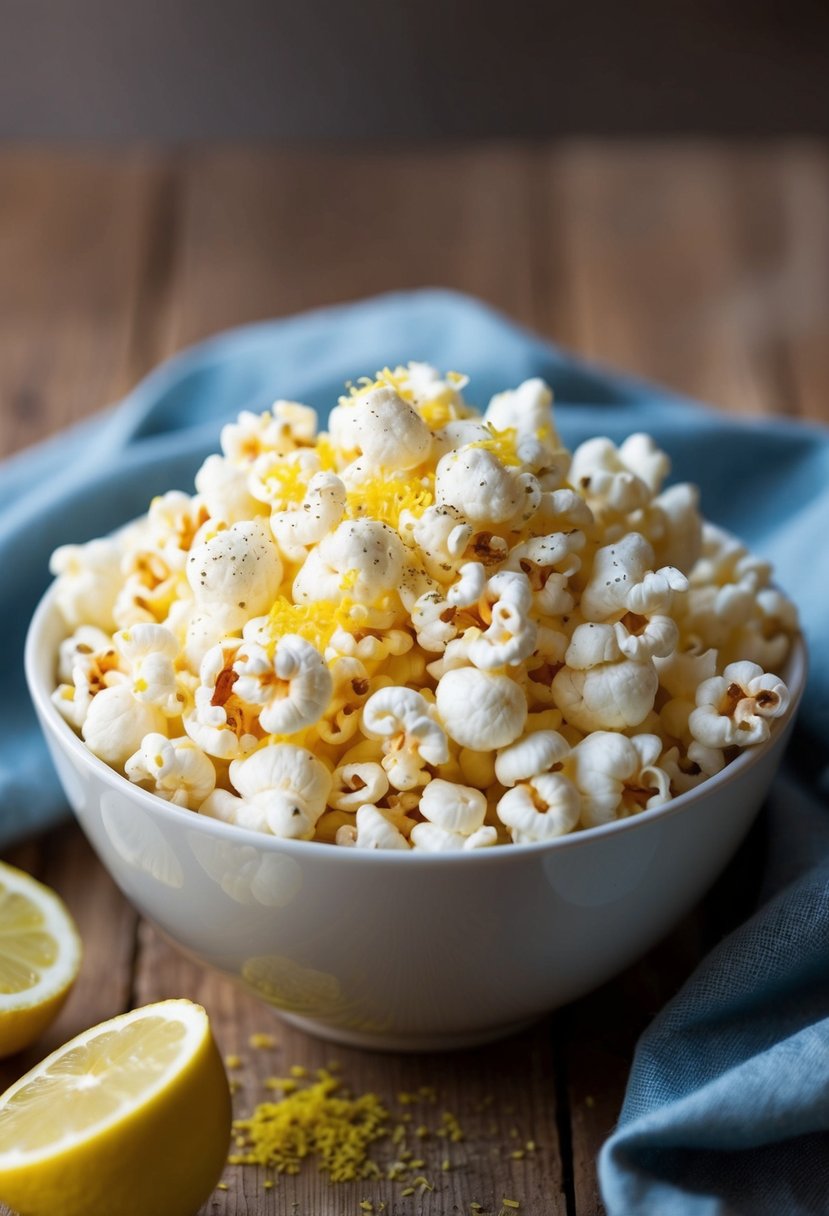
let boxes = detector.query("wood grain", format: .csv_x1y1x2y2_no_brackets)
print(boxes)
1,142,828,1216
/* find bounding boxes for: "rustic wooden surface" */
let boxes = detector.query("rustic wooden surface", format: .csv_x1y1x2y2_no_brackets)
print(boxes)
1,142,828,1216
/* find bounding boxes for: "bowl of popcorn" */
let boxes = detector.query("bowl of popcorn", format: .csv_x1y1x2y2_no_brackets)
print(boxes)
26,365,805,1050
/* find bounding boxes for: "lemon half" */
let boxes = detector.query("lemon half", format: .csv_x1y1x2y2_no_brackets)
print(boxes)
0,999,231,1216
0,861,82,1058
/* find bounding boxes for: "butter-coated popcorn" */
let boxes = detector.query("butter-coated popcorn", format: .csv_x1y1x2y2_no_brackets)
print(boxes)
50,361,798,850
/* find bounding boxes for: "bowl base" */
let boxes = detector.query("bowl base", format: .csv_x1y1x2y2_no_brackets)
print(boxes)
273,1011,539,1053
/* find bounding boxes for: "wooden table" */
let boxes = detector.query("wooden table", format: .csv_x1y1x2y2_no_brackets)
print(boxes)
1,142,827,1216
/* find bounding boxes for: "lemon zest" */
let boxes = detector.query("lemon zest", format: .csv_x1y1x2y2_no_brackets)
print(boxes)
229,1072,388,1182
345,472,434,531
467,424,521,466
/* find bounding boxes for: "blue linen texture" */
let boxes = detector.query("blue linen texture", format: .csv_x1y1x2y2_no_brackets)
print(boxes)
2,291,828,1213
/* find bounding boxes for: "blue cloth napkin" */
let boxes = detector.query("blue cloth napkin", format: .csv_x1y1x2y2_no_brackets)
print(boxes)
2,289,828,1211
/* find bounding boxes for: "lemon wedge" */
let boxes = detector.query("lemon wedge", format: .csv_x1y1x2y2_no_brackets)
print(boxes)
0,999,231,1216
0,861,82,1057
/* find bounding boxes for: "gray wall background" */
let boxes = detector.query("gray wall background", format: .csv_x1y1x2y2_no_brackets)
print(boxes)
1,0,828,140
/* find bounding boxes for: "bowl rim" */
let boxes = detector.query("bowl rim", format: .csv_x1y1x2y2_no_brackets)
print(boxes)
25,579,808,869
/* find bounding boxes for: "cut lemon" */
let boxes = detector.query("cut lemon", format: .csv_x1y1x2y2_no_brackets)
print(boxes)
0,861,82,1058
0,999,231,1216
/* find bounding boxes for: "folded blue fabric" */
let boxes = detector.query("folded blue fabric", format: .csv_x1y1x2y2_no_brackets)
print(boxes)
2,289,828,1211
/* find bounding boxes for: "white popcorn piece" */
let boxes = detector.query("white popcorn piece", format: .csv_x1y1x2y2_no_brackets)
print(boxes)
400,505,473,582
418,778,487,834
114,624,183,717
195,454,262,524
361,686,449,790
689,660,790,749
400,362,469,413
435,445,540,526
570,731,671,828
82,684,168,768
50,538,123,631
182,602,246,672
335,804,410,850
338,386,433,477
293,519,405,606
654,644,718,701
650,483,703,574
186,520,282,619
552,651,659,732
661,740,725,795
125,733,216,809
201,743,331,839
410,778,493,856
270,471,346,561
466,571,538,671
410,821,498,852
232,634,333,735
436,667,527,750
52,626,124,728
448,561,487,608
580,533,687,623
503,532,585,616
145,490,210,552
221,402,316,465
497,773,581,843
328,762,389,811
185,641,262,760
494,729,570,787
570,433,668,515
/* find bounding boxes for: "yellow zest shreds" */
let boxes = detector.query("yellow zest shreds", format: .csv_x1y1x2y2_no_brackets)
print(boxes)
266,596,356,653
225,1054,243,1069
261,460,309,508
439,1111,465,1142
229,1073,389,1181
248,1032,278,1050
315,434,339,470
503,1201,521,1210
468,424,521,466
345,472,435,531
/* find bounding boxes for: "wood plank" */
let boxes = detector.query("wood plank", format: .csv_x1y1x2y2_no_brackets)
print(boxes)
162,144,539,350
0,147,176,458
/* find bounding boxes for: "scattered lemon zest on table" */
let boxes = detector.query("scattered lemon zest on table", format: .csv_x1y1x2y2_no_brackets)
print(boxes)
249,1032,278,1050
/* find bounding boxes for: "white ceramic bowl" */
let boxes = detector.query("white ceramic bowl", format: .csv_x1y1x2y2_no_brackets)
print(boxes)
25,584,806,1051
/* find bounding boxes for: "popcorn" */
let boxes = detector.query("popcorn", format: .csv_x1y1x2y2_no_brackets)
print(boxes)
195,454,262,524
361,687,449,790
50,362,798,850
293,519,404,605
435,668,527,750
125,734,216,809
329,762,389,811
82,685,168,768
435,445,539,526
50,538,123,631
569,732,671,827
233,635,332,735
335,804,410,850
497,773,581,843
186,520,282,620
201,744,331,839
689,660,790,749
114,624,184,716
270,471,346,561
